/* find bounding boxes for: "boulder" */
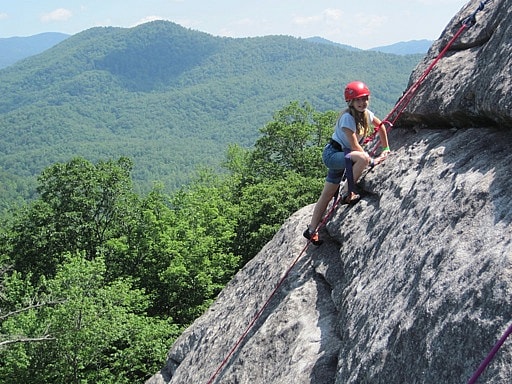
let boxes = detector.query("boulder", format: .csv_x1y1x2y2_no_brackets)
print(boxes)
398,0,512,127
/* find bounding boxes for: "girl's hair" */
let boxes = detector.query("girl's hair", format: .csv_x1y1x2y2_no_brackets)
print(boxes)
343,102,371,137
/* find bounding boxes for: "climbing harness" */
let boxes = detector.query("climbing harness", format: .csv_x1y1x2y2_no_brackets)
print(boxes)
205,1,494,383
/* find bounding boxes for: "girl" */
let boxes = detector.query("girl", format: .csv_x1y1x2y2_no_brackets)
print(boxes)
303,80,390,245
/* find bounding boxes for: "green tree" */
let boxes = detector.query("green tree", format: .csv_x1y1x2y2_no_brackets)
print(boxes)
0,254,178,384
249,101,336,180
234,171,324,260
0,100,343,381
7,157,137,279
0,266,57,351
36,156,135,258
161,170,240,321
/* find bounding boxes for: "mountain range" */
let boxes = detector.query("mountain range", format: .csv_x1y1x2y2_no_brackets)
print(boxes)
0,21,424,206
0,31,431,70
306,36,432,55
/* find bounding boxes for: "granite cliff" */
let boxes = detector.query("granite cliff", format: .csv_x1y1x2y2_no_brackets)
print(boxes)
148,0,512,382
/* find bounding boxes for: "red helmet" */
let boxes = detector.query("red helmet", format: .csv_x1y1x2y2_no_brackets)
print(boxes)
344,81,370,102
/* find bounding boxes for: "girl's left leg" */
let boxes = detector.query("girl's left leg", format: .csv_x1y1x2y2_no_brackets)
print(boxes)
342,151,370,194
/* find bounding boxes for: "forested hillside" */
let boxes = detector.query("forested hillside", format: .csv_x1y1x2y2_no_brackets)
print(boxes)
0,20,422,208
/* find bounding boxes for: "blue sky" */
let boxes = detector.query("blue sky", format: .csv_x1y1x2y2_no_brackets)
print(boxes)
0,0,470,49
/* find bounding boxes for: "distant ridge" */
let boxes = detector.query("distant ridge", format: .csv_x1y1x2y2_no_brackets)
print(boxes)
0,32,70,69
305,36,361,51
0,33,430,70
306,36,432,55
369,39,433,55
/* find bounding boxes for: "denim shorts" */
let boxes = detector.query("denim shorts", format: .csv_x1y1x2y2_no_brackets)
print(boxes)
322,143,346,184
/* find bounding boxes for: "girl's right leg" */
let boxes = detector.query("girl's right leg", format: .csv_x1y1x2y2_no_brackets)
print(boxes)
308,181,340,232
304,143,346,245
304,181,340,245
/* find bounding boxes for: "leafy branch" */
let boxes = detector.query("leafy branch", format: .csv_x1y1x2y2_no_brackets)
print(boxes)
0,334,55,347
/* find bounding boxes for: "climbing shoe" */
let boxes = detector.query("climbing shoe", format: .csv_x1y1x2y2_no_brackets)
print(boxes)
303,227,323,246
341,191,360,205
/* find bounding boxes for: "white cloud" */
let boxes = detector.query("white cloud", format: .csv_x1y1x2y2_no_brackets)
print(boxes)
0,12,8,20
293,14,321,26
293,8,344,30
322,8,344,22
354,13,388,35
133,15,166,27
292,8,388,45
40,8,73,23
293,8,343,27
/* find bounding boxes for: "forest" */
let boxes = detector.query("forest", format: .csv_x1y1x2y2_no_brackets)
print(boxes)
0,20,422,209
0,101,338,382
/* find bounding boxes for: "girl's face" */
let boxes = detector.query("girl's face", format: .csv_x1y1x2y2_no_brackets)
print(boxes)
352,96,369,112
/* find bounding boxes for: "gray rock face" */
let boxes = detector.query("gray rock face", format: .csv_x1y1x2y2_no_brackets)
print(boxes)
398,0,512,127
146,210,343,384
147,126,512,384
147,1,512,383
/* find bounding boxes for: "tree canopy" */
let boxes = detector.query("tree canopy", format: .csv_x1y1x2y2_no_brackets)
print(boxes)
0,101,337,382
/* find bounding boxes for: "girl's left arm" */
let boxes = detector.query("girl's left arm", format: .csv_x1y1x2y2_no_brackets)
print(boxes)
373,117,390,154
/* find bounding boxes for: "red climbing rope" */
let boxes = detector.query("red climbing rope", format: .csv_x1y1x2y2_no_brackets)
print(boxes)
205,248,305,383
205,197,339,384
467,322,512,384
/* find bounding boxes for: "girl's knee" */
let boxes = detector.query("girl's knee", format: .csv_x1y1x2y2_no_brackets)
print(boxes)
352,152,370,165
